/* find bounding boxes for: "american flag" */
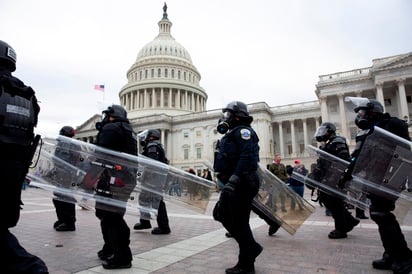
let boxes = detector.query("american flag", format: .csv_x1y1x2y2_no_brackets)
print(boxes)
94,84,105,92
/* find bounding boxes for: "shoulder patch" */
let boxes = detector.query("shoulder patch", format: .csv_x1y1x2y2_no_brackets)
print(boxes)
240,128,251,140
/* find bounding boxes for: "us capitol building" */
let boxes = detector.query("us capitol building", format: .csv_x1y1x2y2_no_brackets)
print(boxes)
75,5,412,174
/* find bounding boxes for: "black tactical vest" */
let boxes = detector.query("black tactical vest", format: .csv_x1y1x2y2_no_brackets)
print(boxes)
0,75,38,145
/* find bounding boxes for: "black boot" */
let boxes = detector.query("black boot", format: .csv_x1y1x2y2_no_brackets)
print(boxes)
151,227,171,235
133,219,152,230
392,257,412,274
55,223,75,231
268,224,280,236
372,253,393,270
102,258,132,269
328,229,347,239
225,265,255,274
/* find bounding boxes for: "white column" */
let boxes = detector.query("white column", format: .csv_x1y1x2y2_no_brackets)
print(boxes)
144,89,147,109
375,82,385,112
185,91,188,110
278,122,284,157
177,90,181,109
291,120,296,157
160,88,164,108
161,129,165,144
338,93,348,137
136,90,140,109
169,89,172,108
303,118,308,149
191,92,195,111
152,89,155,108
320,96,329,122
166,130,172,160
397,79,409,121
124,93,129,110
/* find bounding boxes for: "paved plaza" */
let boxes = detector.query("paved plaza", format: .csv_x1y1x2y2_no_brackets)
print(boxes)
12,187,412,274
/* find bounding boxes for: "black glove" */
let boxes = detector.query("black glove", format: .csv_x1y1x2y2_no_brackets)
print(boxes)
338,168,352,189
222,174,240,193
216,175,240,224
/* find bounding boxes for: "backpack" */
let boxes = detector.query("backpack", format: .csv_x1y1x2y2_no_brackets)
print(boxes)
0,75,39,145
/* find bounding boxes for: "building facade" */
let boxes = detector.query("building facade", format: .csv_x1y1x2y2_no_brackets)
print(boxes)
75,5,412,174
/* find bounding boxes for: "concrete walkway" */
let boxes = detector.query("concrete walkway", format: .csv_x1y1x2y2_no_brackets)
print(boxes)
12,187,412,273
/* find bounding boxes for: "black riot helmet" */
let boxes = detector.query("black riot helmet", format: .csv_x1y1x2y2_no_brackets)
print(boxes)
314,122,336,142
102,104,127,119
59,126,75,138
138,129,160,146
96,104,127,131
0,40,17,72
223,101,250,118
217,101,253,134
347,97,384,130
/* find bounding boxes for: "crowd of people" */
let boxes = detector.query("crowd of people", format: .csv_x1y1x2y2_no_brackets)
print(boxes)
3,39,412,274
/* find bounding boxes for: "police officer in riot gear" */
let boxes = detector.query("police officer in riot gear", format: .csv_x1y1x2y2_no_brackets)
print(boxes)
214,101,263,274
52,126,77,231
94,104,137,269
0,40,48,273
133,129,171,235
313,122,360,239
348,97,412,273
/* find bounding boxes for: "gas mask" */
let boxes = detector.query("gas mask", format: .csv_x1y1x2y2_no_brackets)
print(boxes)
314,125,330,142
95,113,110,131
216,112,232,134
138,130,149,147
355,109,372,130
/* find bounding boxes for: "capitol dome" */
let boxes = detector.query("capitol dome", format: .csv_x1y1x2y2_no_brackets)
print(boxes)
119,3,207,119
136,31,193,64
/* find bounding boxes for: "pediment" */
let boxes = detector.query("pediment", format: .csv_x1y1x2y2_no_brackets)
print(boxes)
372,52,412,71
76,114,101,131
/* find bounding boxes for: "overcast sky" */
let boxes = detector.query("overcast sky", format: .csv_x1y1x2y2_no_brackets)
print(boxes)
1,0,411,137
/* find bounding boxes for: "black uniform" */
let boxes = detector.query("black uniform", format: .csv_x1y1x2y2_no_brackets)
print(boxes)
52,132,77,231
0,67,48,273
317,136,359,239
95,115,137,268
355,114,412,271
214,125,262,272
137,140,170,234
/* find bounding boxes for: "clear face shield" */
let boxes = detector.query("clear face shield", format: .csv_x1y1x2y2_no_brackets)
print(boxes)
344,97,371,110
344,97,372,130
101,111,110,122
314,125,329,142
138,130,149,147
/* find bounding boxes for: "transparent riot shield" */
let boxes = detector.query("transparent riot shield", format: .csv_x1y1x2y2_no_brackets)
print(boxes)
204,159,315,236
254,165,315,235
351,126,412,202
28,136,215,218
137,154,214,214
291,145,370,210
